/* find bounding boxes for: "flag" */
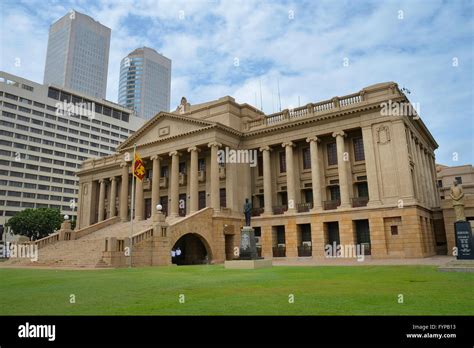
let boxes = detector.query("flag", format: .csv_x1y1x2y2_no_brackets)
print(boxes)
133,152,145,181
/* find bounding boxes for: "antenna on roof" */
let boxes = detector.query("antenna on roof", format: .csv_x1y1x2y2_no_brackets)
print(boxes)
277,77,282,111
271,88,275,114
255,92,258,110
259,78,263,111
298,96,301,107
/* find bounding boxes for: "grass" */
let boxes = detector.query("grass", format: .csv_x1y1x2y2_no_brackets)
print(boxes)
0,265,473,315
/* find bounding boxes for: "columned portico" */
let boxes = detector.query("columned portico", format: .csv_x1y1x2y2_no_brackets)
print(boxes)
333,131,351,209
120,162,130,222
188,146,200,214
169,151,180,217
306,137,322,211
208,142,221,212
151,155,161,217
259,146,273,215
282,141,296,213
98,179,106,222
109,176,117,218
76,82,442,263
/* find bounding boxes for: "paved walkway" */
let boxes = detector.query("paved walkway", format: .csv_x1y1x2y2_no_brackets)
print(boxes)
272,255,454,266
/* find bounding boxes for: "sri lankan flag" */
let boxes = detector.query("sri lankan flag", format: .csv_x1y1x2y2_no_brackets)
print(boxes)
133,152,145,181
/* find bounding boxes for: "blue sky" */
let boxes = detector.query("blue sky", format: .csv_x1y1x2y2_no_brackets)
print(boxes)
1,0,473,165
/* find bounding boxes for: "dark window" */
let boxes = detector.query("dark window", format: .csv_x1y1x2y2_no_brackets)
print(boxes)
159,196,168,216
179,162,186,174
220,188,226,208
198,158,206,171
279,151,286,173
161,166,169,178
391,225,398,236
329,186,340,201
59,91,71,103
257,155,263,176
103,106,111,116
48,88,60,100
277,226,285,244
455,176,462,184
327,142,337,166
198,191,206,210
353,137,365,161
302,147,311,169
357,182,369,198
437,180,443,188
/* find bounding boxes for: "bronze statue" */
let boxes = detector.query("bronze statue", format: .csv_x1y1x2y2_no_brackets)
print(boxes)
243,198,252,226
450,179,466,222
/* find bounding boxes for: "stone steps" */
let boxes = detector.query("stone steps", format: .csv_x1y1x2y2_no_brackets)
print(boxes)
3,219,153,268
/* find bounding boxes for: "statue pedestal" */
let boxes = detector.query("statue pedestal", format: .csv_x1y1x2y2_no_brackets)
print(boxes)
454,221,474,260
239,226,258,260
224,226,272,269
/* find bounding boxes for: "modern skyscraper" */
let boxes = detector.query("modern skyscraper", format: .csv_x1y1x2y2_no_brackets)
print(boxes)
118,47,171,119
43,10,111,99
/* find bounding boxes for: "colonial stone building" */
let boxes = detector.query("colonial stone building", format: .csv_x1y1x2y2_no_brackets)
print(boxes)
71,82,442,266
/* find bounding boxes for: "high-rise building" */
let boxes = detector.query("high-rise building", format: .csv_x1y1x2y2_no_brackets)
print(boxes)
0,71,145,239
43,10,111,99
118,47,171,119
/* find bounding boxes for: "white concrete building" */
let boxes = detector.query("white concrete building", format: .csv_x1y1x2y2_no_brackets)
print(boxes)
0,71,145,238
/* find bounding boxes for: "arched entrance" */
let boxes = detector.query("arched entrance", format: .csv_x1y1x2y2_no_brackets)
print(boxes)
171,233,211,265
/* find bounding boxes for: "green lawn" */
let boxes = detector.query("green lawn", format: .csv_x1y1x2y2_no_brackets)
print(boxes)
0,265,472,315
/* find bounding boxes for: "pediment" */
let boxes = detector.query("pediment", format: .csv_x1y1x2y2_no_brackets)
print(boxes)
118,113,215,150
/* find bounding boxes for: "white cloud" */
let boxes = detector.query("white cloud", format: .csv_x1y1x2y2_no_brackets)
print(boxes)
0,0,472,164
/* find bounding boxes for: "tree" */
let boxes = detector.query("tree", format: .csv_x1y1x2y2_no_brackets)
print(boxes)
5,208,63,241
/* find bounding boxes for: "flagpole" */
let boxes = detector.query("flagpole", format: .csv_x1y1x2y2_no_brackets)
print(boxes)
129,143,136,268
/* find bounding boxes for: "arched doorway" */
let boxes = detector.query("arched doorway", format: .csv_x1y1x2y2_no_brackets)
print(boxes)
172,233,211,265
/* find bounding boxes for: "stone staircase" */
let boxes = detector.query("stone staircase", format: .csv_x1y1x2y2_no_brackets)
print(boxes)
4,218,154,268
80,219,152,240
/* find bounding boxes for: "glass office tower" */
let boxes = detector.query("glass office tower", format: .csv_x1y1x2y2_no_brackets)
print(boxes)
118,47,171,119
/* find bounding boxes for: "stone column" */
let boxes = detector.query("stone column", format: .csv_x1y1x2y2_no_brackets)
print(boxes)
188,146,200,214
333,131,351,208
169,151,180,217
422,149,434,208
429,153,440,207
259,146,273,215
361,126,381,206
151,155,161,218
415,141,429,205
409,133,422,203
109,177,117,218
97,179,106,222
413,139,425,204
120,162,129,222
208,142,222,212
306,137,322,211
392,120,415,202
135,172,144,221
282,141,296,213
